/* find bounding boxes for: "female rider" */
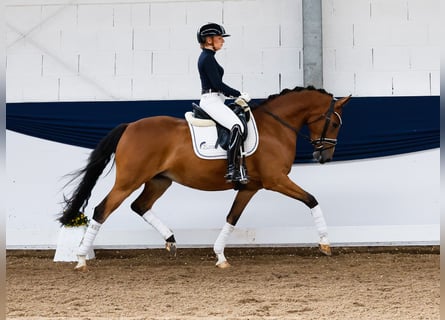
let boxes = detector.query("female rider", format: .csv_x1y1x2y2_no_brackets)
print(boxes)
197,22,250,183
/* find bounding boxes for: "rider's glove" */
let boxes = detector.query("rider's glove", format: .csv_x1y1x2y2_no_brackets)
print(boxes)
238,92,251,103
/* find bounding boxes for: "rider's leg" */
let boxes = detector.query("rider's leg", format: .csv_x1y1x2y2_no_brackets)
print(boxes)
199,93,247,182
224,124,243,182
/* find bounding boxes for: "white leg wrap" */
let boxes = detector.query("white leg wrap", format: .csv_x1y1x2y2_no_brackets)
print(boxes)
311,205,329,243
214,222,234,264
142,210,173,240
78,219,102,256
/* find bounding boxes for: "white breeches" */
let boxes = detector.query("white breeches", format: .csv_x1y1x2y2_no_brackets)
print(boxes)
199,93,244,133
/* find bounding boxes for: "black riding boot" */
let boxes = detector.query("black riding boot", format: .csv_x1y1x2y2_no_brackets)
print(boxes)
224,125,243,182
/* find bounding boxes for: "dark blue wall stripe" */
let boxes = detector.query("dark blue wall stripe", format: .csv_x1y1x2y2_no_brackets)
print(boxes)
6,96,439,163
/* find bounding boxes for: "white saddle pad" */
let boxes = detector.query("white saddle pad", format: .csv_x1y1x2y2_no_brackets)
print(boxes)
185,111,259,160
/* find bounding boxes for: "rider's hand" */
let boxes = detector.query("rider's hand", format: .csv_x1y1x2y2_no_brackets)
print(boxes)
239,92,251,103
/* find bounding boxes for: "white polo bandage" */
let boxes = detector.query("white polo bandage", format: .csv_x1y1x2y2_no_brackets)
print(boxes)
311,205,328,239
214,222,234,255
78,219,102,256
142,210,173,240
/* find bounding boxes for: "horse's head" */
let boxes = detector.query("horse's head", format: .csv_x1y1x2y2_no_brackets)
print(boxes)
307,95,351,164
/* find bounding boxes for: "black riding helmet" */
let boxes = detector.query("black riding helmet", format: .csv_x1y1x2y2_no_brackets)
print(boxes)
197,23,230,44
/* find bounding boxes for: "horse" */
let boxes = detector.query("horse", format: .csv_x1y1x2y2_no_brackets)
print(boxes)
59,85,351,271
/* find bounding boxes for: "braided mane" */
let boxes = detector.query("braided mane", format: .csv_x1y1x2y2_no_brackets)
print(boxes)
264,85,333,102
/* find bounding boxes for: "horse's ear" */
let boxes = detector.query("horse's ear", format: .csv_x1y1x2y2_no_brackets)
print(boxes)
336,94,352,108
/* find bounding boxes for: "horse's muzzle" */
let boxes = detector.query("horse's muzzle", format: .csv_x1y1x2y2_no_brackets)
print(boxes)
312,147,334,164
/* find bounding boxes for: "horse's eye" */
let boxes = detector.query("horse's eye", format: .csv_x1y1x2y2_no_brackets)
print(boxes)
332,122,339,129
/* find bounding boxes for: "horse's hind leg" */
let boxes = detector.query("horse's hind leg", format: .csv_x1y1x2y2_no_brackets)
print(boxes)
214,188,258,268
130,176,176,255
76,185,137,271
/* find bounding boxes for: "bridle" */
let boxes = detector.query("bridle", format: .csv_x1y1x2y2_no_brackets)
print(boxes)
263,98,342,152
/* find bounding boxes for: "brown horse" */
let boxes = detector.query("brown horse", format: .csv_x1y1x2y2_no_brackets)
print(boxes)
59,86,351,270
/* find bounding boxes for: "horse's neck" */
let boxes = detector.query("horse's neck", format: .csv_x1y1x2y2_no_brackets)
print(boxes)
258,94,309,130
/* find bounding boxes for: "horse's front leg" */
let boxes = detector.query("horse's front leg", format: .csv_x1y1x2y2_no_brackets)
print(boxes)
264,175,331,256
214,188,258,268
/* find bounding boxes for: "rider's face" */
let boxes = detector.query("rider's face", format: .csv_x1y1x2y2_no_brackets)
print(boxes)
208,36,224,51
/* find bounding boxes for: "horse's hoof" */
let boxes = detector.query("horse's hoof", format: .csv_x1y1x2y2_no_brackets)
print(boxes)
165,242,177,257
319,243,332,256
216,261,231,269
74,264,88,272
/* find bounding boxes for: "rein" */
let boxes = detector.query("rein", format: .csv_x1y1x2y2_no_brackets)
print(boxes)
262,98,341,151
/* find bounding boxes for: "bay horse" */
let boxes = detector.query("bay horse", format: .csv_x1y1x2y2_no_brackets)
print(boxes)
59,86,351,270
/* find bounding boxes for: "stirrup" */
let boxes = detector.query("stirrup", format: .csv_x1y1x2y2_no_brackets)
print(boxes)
225,166,249,184
224,169,240,183
237,165,249,184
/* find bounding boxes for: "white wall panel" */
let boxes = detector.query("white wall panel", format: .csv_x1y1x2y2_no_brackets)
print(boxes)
280,23,303,48
352,22,393,47
280,72,304,91
223,0,265,26
323,0,371,22
322,71,354,97
77,4,113,28
323,23,353,48
166,74,201,100
133,27,170,51
408,0,440,22
60,28,98,53
131,75,170,100
6,1,304,102
5,0,438,100
95,76,133,101
354,71,393,96
150,2,187,26
243,24,280,49
96,28,133,53
112,4,133,27
372,47,410,71
323,0,439,97
78,52,115,76
243,73,279,98
40,5,77,29
131,4,150,27
262,48,301,74
410,47,440,71
370,0,408,22
430,71,439,95
28,28,61,52
59,75,99,101
392,71,432,96
22,76,59,101
186,1,223,25
152,51,190,75
7,53,42,76
6,5,42,31
224,48,263,74
390,23,429,46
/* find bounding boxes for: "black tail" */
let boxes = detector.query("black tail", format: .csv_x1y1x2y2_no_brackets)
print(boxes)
58,123,128,225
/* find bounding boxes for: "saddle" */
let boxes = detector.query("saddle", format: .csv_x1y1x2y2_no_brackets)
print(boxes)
185,102,259,160
191,102,250,150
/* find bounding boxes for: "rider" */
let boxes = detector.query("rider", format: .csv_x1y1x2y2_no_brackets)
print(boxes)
197,22,251,183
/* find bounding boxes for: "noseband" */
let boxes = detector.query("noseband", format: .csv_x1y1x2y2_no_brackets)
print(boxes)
263,98,342,152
